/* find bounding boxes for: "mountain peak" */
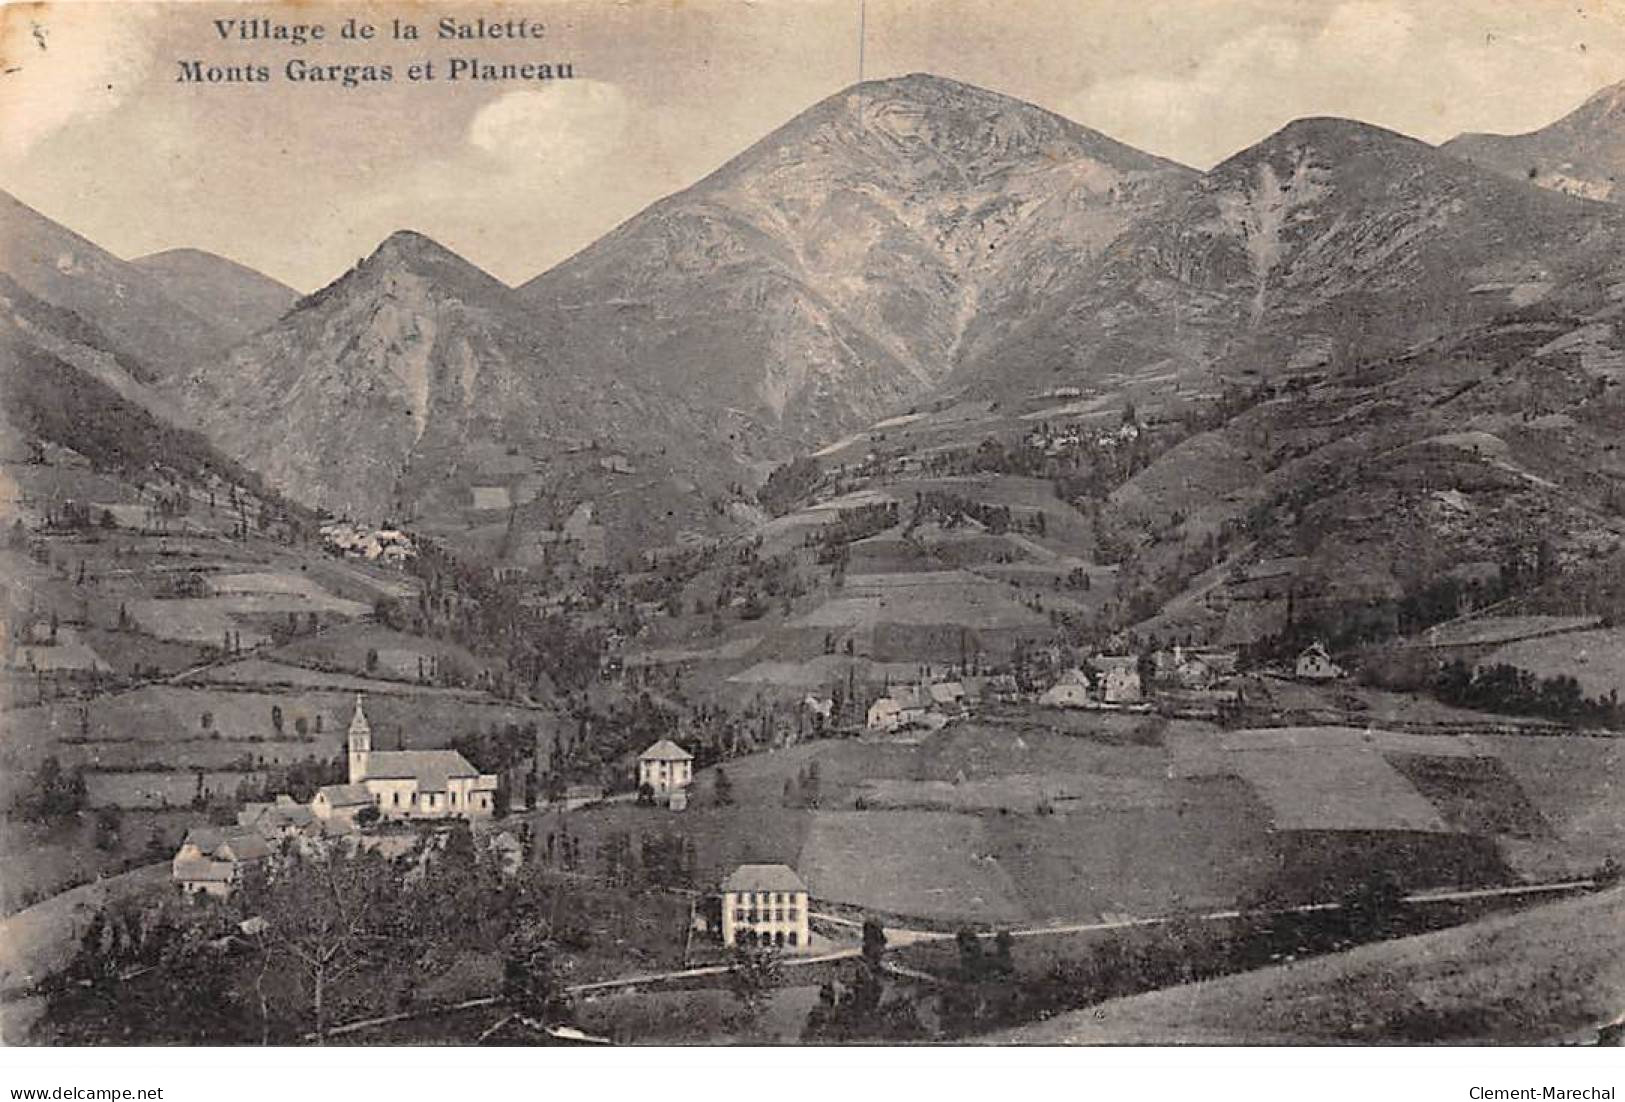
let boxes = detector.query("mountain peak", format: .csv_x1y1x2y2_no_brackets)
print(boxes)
131,248,299,339
366,229,478,271
1231,116,1428,162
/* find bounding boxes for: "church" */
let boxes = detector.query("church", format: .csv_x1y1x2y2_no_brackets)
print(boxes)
314,696,499,822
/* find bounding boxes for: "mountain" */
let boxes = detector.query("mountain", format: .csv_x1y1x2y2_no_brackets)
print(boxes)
519,73,1194,452
0,190,233,376
173,74,1194,546
1441,80,1625,202
132,248,299,340
0,273,255,490
170,231,708,531
952,117,1625,401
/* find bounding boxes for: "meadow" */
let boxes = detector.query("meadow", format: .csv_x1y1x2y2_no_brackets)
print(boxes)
997,884,1625,1044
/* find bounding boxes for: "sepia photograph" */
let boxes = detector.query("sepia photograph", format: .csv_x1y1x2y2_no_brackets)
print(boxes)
0,0,1622,1068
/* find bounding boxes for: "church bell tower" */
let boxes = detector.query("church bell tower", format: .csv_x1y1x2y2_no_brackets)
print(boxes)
347,694,372,784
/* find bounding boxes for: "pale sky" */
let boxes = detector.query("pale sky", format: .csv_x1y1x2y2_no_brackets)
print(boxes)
3,0,1624,292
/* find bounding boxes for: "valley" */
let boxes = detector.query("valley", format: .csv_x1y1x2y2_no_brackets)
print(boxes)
2,68,1623,1047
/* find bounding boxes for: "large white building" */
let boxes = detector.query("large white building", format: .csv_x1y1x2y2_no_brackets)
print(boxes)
721,864,810,951
314,697,498,822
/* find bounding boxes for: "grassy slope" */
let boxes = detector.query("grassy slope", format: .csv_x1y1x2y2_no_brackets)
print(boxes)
996,885,1625,1044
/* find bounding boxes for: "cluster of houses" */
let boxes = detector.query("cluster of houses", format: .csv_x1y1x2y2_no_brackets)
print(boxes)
861,672,1031,733
859,641,1346,729
173,697,499,896
317,522,416,566
865,679,970,732
1024,419,1142,457
1037,655,1149,710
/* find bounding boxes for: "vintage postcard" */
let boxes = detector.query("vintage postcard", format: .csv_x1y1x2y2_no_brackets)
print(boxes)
0,0,1622,1059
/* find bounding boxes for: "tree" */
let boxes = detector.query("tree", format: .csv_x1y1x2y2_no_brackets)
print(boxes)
726,941,782,1023
804,919,924,1042
243,844,417,1043
801,760,822,808
43,898,245,1044
502,917,563,1023
712,767,734,807
271,705,284,735
862,918,886,967
16,756,87,819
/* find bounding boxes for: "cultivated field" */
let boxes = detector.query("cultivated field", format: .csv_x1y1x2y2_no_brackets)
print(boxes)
798,810,1026,924
794,571,1048,630
1483,626,1625,698
272,624,497,684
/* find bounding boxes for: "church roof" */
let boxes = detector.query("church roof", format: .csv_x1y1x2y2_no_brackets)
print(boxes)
638,739,692,762
362,749,480,791
721,863,808,893
316,782,375,807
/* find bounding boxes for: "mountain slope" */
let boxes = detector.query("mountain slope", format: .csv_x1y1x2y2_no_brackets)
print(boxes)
0,190,233,376
953,117,1625,401
520,73,1194,451
0,275,254,489
132,248,299,340
1441,80,1625,202
171,231,693,526
173,74,1194,543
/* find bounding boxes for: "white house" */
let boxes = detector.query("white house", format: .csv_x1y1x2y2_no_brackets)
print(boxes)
867,696,904,731
638,739,694,799
801,695,834,722
1295,642,1345,681
1091,656,1143,703
1104,667,1143,703
1039,682,1093,709
322,696,498,821
867,684,939,731
721,864,810,951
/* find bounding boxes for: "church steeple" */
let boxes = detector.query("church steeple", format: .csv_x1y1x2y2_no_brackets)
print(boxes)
347,694,372,783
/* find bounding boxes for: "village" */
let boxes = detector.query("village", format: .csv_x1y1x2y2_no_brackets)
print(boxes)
168,695,812,959
4,414,1621,1047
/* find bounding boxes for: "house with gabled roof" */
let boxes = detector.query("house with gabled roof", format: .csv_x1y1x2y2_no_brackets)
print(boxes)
238,794,315,838
172,826,273,898
1295,641,1345,681
638,739,693,800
